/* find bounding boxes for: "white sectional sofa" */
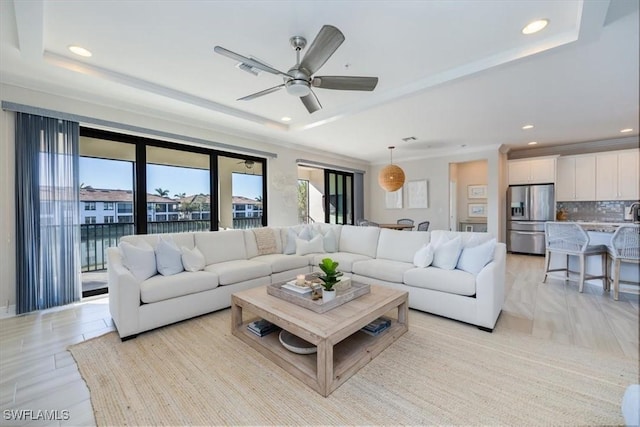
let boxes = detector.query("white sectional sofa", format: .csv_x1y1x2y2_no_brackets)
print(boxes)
107,224,506,339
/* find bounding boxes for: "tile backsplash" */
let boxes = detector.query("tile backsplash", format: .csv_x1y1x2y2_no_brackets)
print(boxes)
556,200,638,222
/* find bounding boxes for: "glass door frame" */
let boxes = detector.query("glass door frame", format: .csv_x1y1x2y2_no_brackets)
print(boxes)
324,169,354,225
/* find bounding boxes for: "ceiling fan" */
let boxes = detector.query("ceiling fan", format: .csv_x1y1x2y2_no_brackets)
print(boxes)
214,25,378,114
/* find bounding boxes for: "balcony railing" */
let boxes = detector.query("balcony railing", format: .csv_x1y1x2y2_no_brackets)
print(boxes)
80,217,264,272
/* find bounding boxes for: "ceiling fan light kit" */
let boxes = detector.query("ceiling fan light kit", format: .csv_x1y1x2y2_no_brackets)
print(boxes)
215,25,379,114
378,146,405,192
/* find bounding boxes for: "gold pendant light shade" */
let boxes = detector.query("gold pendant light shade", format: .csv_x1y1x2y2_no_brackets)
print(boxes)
378,146,405,192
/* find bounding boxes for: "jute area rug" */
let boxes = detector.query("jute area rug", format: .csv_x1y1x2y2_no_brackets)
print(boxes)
69,309,637,426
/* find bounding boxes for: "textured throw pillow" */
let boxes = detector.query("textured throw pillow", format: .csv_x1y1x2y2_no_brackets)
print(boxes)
295,234,325,256
413,243,434,268
119,241,157,281
155,237,184,276
252,228,278,255
432,236,463,270
456,238,497,275
322,228,338,253
181,246,206,272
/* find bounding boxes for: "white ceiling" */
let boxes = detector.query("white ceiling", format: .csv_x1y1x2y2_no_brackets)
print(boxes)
1,0,638,163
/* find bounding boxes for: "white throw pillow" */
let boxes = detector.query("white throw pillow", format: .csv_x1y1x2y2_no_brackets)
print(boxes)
119,241,157,281
295,234,325,256
181,246,206,272
432,236,463,270
155,237,184,276
284,226,315,255
322,228,338,253
413,243,434,268
456,238,496,275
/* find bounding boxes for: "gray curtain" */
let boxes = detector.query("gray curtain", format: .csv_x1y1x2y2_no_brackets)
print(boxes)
353,172,364,225
15,113,81,314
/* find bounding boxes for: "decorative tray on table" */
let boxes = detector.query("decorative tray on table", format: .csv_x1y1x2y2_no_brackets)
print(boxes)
267,274,370,314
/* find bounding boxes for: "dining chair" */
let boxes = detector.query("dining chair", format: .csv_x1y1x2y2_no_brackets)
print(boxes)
416,221,430,232
356,219,368,226
607,224,640,300
543,222,608,292
397,218,414,231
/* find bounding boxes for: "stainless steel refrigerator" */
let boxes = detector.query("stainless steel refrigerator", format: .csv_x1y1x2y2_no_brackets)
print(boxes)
507,184,554,255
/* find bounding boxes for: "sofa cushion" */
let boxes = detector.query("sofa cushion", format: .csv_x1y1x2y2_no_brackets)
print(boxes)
121,232,195,251
155,237,184,276
140,271,219,304
456,238,497,275
413,243,434,268
432,235,463,270
377,228,430,263
119,241,157,281
195,230,247,265
204,259,271,285
403,267,476,296
352,259,415,283
181,246,206,272
296,235,325,256
251,254,310,273
430,230,494,247
338,225,380,258
311,252,372,272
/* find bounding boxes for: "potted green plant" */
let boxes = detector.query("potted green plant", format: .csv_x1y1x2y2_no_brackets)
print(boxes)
318,258,343,301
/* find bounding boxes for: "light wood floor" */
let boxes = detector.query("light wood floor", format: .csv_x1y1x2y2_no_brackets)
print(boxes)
1,254,638,426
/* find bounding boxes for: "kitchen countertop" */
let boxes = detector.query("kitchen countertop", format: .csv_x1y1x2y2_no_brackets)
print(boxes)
573,221,637,232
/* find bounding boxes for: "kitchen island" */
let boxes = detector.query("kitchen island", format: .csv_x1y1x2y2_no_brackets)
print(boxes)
547,222,639,295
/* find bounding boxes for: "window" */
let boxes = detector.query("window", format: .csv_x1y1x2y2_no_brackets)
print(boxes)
117,202,133,213
84,202,96,211
118,215,133,223
85,216,96,224
103,202,114,210
104,216,115,223
155,203,167,212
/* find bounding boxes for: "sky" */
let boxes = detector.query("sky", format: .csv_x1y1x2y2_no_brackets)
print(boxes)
79,157,262,199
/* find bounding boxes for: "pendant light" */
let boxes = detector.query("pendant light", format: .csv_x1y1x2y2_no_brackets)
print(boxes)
378,146,405,192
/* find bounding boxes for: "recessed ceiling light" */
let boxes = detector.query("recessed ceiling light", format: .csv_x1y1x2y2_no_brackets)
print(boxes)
68,45,92,57
522,124,534,130
528,141,538,145
281,116,291,122
620,128,633,133
522,19,548,35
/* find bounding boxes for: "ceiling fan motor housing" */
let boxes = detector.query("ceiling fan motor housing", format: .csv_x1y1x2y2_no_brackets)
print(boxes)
285,68,311,97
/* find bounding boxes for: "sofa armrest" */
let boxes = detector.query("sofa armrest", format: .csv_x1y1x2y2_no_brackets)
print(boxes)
107,247,141,338
474,242,506,329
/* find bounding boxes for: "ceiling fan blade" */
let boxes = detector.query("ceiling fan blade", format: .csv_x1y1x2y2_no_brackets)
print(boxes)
237,84,285,101
312,76,379,91
214,46,293,78
300,90,322,114
299,25,345,75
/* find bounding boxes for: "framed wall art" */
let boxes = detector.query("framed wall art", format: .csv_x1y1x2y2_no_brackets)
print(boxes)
467,184,487,199
385,188,403,209
468,203,487,217
407,180,428,209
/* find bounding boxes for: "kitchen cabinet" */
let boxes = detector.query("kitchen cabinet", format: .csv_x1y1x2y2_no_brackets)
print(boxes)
556,155,596,201
508,157,555,185
596,149,639,201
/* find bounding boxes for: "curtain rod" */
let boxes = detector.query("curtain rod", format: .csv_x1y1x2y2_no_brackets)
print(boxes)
2,101,278,159
296,159,366,174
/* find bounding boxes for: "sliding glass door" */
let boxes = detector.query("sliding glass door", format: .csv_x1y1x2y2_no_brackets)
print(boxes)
324,170,354,225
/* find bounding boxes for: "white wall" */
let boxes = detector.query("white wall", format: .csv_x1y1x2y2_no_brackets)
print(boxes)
368,148,502,237
0,83,369,309
455,160,488,227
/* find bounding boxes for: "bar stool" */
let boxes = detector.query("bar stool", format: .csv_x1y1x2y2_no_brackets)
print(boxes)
607,225,640,300
543,222,608,292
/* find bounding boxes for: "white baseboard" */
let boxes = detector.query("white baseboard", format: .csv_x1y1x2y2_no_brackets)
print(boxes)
0,304,16,319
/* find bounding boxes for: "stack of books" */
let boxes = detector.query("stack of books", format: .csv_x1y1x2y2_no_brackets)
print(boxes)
247,319,279,337
361,317,391,336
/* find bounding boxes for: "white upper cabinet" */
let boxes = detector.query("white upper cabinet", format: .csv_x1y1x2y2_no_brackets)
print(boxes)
596,149,639,201
508,158,556,185
556,155,596,201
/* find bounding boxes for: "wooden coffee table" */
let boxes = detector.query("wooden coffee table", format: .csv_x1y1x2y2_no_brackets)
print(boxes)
231,284,408,397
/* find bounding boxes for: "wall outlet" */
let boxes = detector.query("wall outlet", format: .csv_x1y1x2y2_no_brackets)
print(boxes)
624,206,633,220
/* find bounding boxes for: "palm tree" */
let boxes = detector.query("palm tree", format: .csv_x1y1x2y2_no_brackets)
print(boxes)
155,188,169,197
174,192,186,199
254,196,263,203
